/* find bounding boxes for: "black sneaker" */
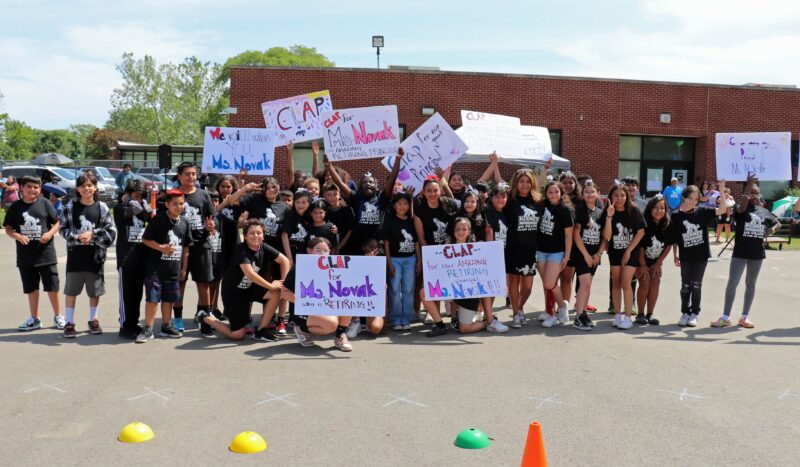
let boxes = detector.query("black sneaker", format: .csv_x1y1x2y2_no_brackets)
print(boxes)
135,326,154,343
635,314,649,325
573,315,592,331
253,327,279,342
450,318,460,334
426,323,448,338
159,324,183,338
581,313,595,328
212,309,227,321
118,327,140,340
199,321,214,337
195,309,211,324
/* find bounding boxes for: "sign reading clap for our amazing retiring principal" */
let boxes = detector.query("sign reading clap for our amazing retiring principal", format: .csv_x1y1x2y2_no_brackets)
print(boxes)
261,90,333,146
320,105,399,161
294,254,386,317
202,126,276,175
715,132,792,181
379,112,468,192
422,241,506,301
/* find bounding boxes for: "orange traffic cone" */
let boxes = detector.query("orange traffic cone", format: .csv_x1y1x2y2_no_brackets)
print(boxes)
521,421,547,467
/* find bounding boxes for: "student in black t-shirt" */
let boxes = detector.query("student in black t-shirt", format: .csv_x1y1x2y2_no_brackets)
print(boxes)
326,147,403,253
603,184,646,330
557,171,582,312
715,174,778,329
115,178,153,339
281,190,311,264
450,190,486,242
207,190,225,322
382,192,420,330
536,181,575,328
485,185,510,246
214,175,243,272
59,173,116,338
307,199,339,251
322,182,354,253
670,182,728,327
196,219,291,341
635,195,673,326
571,180,607,331
3,175,64,331
171,162,216,334
137,190,192,343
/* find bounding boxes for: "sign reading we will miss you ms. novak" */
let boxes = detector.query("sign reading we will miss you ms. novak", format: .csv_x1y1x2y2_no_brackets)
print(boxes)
294,254,386,317
202,127,276,175
422,241,506,301
321,105,399,161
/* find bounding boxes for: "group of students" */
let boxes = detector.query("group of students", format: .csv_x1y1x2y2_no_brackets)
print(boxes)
2,146,781,352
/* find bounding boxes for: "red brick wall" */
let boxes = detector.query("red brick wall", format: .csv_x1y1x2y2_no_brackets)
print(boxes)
229,66,800,193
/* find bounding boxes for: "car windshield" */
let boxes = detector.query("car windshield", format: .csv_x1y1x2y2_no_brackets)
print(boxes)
95,167,112,179
52,168,77,180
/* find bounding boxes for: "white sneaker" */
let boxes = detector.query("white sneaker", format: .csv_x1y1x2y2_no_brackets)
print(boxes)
518,312,527,326
293,324,315,347
678,313,690,326
537,312,548,322
402,324,412,331
53,314,66,330
687,314,698,327
346,318,362,339
486,319,510,333
511,314,522,329
391,324,403,331
612,313,623,327
618,315,633,330
541,315,558,328
557,303,569,324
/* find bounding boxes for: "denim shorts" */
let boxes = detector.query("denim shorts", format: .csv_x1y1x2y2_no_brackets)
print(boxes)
144,276,181,303
535,251,565,263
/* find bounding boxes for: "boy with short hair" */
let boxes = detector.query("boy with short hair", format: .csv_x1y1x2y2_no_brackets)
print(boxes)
322,182,354,254
279,190,293,207
137,190,192,343
3,175,65,331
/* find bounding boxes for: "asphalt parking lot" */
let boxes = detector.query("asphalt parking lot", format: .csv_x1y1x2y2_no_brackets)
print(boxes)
1,234,798,466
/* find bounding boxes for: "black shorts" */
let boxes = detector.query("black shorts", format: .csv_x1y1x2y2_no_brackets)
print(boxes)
505,244,536,276
644,257,660,267
717,215,730,225
608,248,640,267
222,292,253,332
187,245,214,283
19,264,60,294
573,254,599,277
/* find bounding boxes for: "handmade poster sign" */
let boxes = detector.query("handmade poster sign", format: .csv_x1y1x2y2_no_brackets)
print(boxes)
458,110,524,157
380,113,468,191
202,127,276,175
261,91,332,146
422,241,506,301
294,254,386,317
715,132,792,181
521,125,552,161
320,105,399,161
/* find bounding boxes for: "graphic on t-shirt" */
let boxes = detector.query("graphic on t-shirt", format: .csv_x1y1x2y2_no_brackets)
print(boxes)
128,216,145,243
290,223,307,243
77,214,95,235
681,220,704,248
496,219,508,245
237,264,260,289
613,222,632,249
261,208,279,236
161,230,183,261
432,218,449,244
183,205,202,230
645,237,665,259
742,213,765,238
209,231,222,253
21,211,43,239
399,228,415,253
517,205,539,232
539,209,554,235
221,207,234,222
582,217,601,246
360,202,381,225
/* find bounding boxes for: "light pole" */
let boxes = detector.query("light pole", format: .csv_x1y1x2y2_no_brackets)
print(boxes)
372,35,384,69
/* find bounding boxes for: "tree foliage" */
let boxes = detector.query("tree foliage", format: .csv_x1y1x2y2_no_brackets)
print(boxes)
85,127,143,160
217,45,335,86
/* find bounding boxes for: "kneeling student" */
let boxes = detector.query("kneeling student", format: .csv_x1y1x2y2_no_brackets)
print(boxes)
196,219,290,341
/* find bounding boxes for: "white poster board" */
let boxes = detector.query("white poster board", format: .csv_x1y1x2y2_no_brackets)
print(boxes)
294,254,386,317
261,90,333,146
458,110,524,157
379,113,468,191
521,125,552,161
422,241,506,301
715,132,792,181
320,105,399,161
202,127,276,175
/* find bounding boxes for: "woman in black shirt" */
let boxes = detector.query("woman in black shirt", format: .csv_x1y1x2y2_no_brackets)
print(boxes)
535,181,575,328
571,180,606,331
635,195,673,326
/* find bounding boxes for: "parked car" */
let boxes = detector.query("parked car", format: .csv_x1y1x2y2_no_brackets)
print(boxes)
0,166,114,206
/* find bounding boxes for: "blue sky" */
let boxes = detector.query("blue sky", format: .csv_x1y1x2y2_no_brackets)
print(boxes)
2,0,799,129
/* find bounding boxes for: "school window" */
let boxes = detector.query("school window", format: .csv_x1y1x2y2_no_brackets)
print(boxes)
549,130,562,157
619,135,695,195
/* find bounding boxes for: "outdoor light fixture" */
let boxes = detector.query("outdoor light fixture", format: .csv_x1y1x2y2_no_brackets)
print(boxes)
372,35,384,69
421,106,435,116
660,113,672,124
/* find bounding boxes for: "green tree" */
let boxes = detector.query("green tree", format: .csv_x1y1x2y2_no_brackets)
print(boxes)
0,116,38,160
85,127,143,160
217,45,335,85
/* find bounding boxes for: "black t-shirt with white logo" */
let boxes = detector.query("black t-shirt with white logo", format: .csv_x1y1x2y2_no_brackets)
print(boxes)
641,222,674,262
181,189,215,247
327,206,355,250
505,196,540,247
221,242,280,296
114,198,151,265
608,208,646,262
3,197,59,268
671,207,716,261
308,222,339,250
575,203,605,256
347,190,389,246
67,201,102,273
536,203,575,253
733,206,776,260
485,208,510,247
142,211,192,281
239,194,288,249
282,210,310,261
382,214,417,258
414,199,455,246
218,203,242,265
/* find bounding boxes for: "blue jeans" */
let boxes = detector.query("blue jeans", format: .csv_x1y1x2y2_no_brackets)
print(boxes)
388,256,416,326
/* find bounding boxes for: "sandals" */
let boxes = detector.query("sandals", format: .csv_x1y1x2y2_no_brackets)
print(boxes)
647,315,660,325
738,317,755,329
710,318,732,328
